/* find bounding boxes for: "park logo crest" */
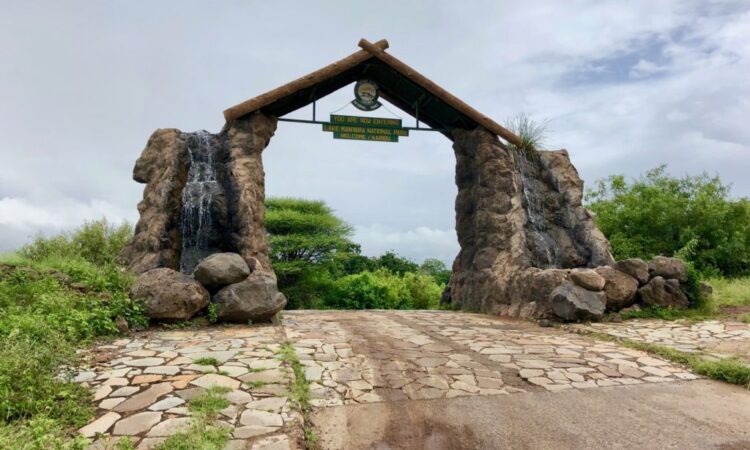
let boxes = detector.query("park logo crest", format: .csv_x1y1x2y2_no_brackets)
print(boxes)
351,79,381,111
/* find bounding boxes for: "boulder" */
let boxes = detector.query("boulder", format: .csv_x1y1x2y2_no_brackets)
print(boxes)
570,268,605,291
130,268,209,320
614,258,649,285
550,282,606,321
648,256,687,282
213,273,287,323
594,266,638,311
639,276,689,309
193,253,251,290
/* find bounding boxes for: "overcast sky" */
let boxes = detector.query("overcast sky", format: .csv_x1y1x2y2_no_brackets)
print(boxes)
1,1,748,265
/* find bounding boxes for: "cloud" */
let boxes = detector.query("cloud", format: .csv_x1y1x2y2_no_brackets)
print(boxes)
0,1,748,261
353,224,459,266
0,196,135,252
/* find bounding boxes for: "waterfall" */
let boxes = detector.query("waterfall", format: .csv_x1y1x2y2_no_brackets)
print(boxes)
179,131,224,273
517,150,561,269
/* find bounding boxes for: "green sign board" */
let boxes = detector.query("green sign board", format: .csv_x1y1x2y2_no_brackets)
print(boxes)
334,132,398,142
324,115,408,142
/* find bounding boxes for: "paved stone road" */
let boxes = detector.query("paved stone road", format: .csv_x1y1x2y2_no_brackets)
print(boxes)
73,311,750,449
575,319,750,363
76,326,301,449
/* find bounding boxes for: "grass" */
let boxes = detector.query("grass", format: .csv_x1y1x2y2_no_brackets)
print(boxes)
0,220,149,449
277,342,318,448
618,305,715,322
506,112,549,151
187,386,231,417
582,331,750,388
617,276,750,322
153,386,232,450
153,424,230,450
193,357,220,367
707,276,750,309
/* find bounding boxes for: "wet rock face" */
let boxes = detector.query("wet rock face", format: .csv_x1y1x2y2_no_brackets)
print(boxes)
130,268,209,320
449,127,613,314
212,273,287,323
120,113,277,276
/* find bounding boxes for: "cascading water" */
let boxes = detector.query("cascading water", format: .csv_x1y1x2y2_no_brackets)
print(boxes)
517,150,561,269
179,131,224,273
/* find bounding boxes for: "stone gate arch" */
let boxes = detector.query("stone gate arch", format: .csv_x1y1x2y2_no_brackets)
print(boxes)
122,38,620,321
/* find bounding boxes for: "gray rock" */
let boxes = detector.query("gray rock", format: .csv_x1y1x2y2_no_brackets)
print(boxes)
115,315,129,334
130,268,209,320
551,281,606,321
620,303,642,314
639,276,689,309
112,411,162,435
570,268,606,291
193,253,251,290
213,273,287,323
615,258,649,285
594,266,638,311
648,256,687,282
700,282,713,299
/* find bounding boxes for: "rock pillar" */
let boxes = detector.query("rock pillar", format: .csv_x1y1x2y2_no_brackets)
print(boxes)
449,127,614,318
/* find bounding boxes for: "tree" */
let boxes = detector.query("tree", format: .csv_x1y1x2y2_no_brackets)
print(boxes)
370,251,418,275
265,198,358,308
586,166,750,276
419,258,452,285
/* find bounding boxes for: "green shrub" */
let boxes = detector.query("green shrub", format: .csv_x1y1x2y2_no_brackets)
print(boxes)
403,272,443,309
0,415,90,450
707,276,750,308
0,219,147,449
19,219,132,266
692,358,750,387
587,166,750,277
327,269,442,310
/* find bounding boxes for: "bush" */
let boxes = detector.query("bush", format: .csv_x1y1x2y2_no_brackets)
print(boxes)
327,269,442,310
19,219,132,266
0,220,146,449
587,166,750,277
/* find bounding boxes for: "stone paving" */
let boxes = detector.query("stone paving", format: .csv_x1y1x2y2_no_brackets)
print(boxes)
74,311,718,449
575,319,750,362
74,325,301,450
284,310,697,404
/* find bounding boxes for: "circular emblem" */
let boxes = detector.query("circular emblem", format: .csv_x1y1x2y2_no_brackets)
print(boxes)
352,79,381,111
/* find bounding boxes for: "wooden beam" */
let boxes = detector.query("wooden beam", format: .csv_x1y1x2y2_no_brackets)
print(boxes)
223,39,389,121
357,38,523,147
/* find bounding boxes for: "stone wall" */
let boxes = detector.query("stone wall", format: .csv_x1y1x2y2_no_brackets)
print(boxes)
449,127,614,318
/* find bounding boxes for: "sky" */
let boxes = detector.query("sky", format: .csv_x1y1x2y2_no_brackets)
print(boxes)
1,1,749,265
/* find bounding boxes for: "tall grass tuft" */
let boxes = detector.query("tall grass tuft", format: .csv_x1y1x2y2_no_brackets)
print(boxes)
506,112,550,151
